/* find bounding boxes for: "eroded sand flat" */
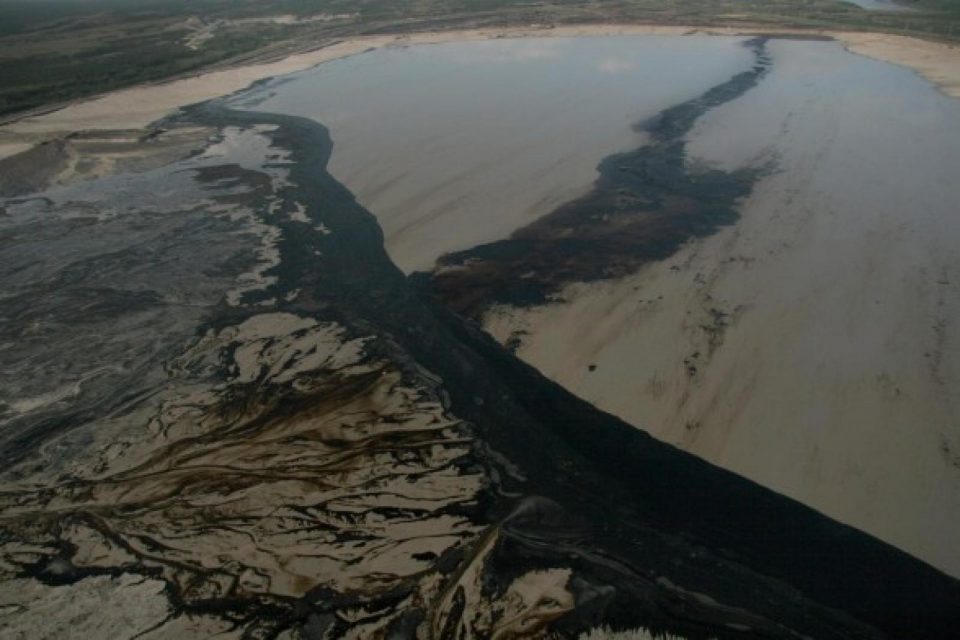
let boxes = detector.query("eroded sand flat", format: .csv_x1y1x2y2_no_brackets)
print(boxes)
485,38,960,576
239,36,755,272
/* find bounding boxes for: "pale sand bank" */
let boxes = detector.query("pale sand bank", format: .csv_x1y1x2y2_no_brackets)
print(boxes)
2,24,959,147
2,37,396,135
486,38,960,577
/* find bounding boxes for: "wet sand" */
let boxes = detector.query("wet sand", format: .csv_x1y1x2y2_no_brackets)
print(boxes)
484,38,960,577
842,0,912,11
0,142,31,160
840,30,960,98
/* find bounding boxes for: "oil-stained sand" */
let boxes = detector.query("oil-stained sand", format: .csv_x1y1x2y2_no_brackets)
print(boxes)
481,38,960,577
423,38,770,317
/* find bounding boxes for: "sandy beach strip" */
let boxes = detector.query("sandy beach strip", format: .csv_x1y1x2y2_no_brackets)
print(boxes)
1,23,959,151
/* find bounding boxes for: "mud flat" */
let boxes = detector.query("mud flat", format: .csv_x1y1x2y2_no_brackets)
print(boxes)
2,82,959,638
842,0,912,11
2,24,960,157
478,38,960,577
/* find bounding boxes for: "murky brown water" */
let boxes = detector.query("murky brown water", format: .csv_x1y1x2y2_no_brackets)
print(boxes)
236,36,754,272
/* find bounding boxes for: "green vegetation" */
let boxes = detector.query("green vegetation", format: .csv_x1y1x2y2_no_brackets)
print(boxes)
1,0,959,120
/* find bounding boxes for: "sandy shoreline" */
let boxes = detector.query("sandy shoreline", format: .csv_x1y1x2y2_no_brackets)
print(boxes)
1,23,959,160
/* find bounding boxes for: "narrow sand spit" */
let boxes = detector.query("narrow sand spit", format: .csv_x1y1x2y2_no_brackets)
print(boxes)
2,24,959,148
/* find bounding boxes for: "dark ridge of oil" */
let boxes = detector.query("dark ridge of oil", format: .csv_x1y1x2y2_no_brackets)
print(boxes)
416,38,771,319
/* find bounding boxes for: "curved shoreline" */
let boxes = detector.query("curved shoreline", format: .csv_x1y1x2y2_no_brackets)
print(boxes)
1,23,959,160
